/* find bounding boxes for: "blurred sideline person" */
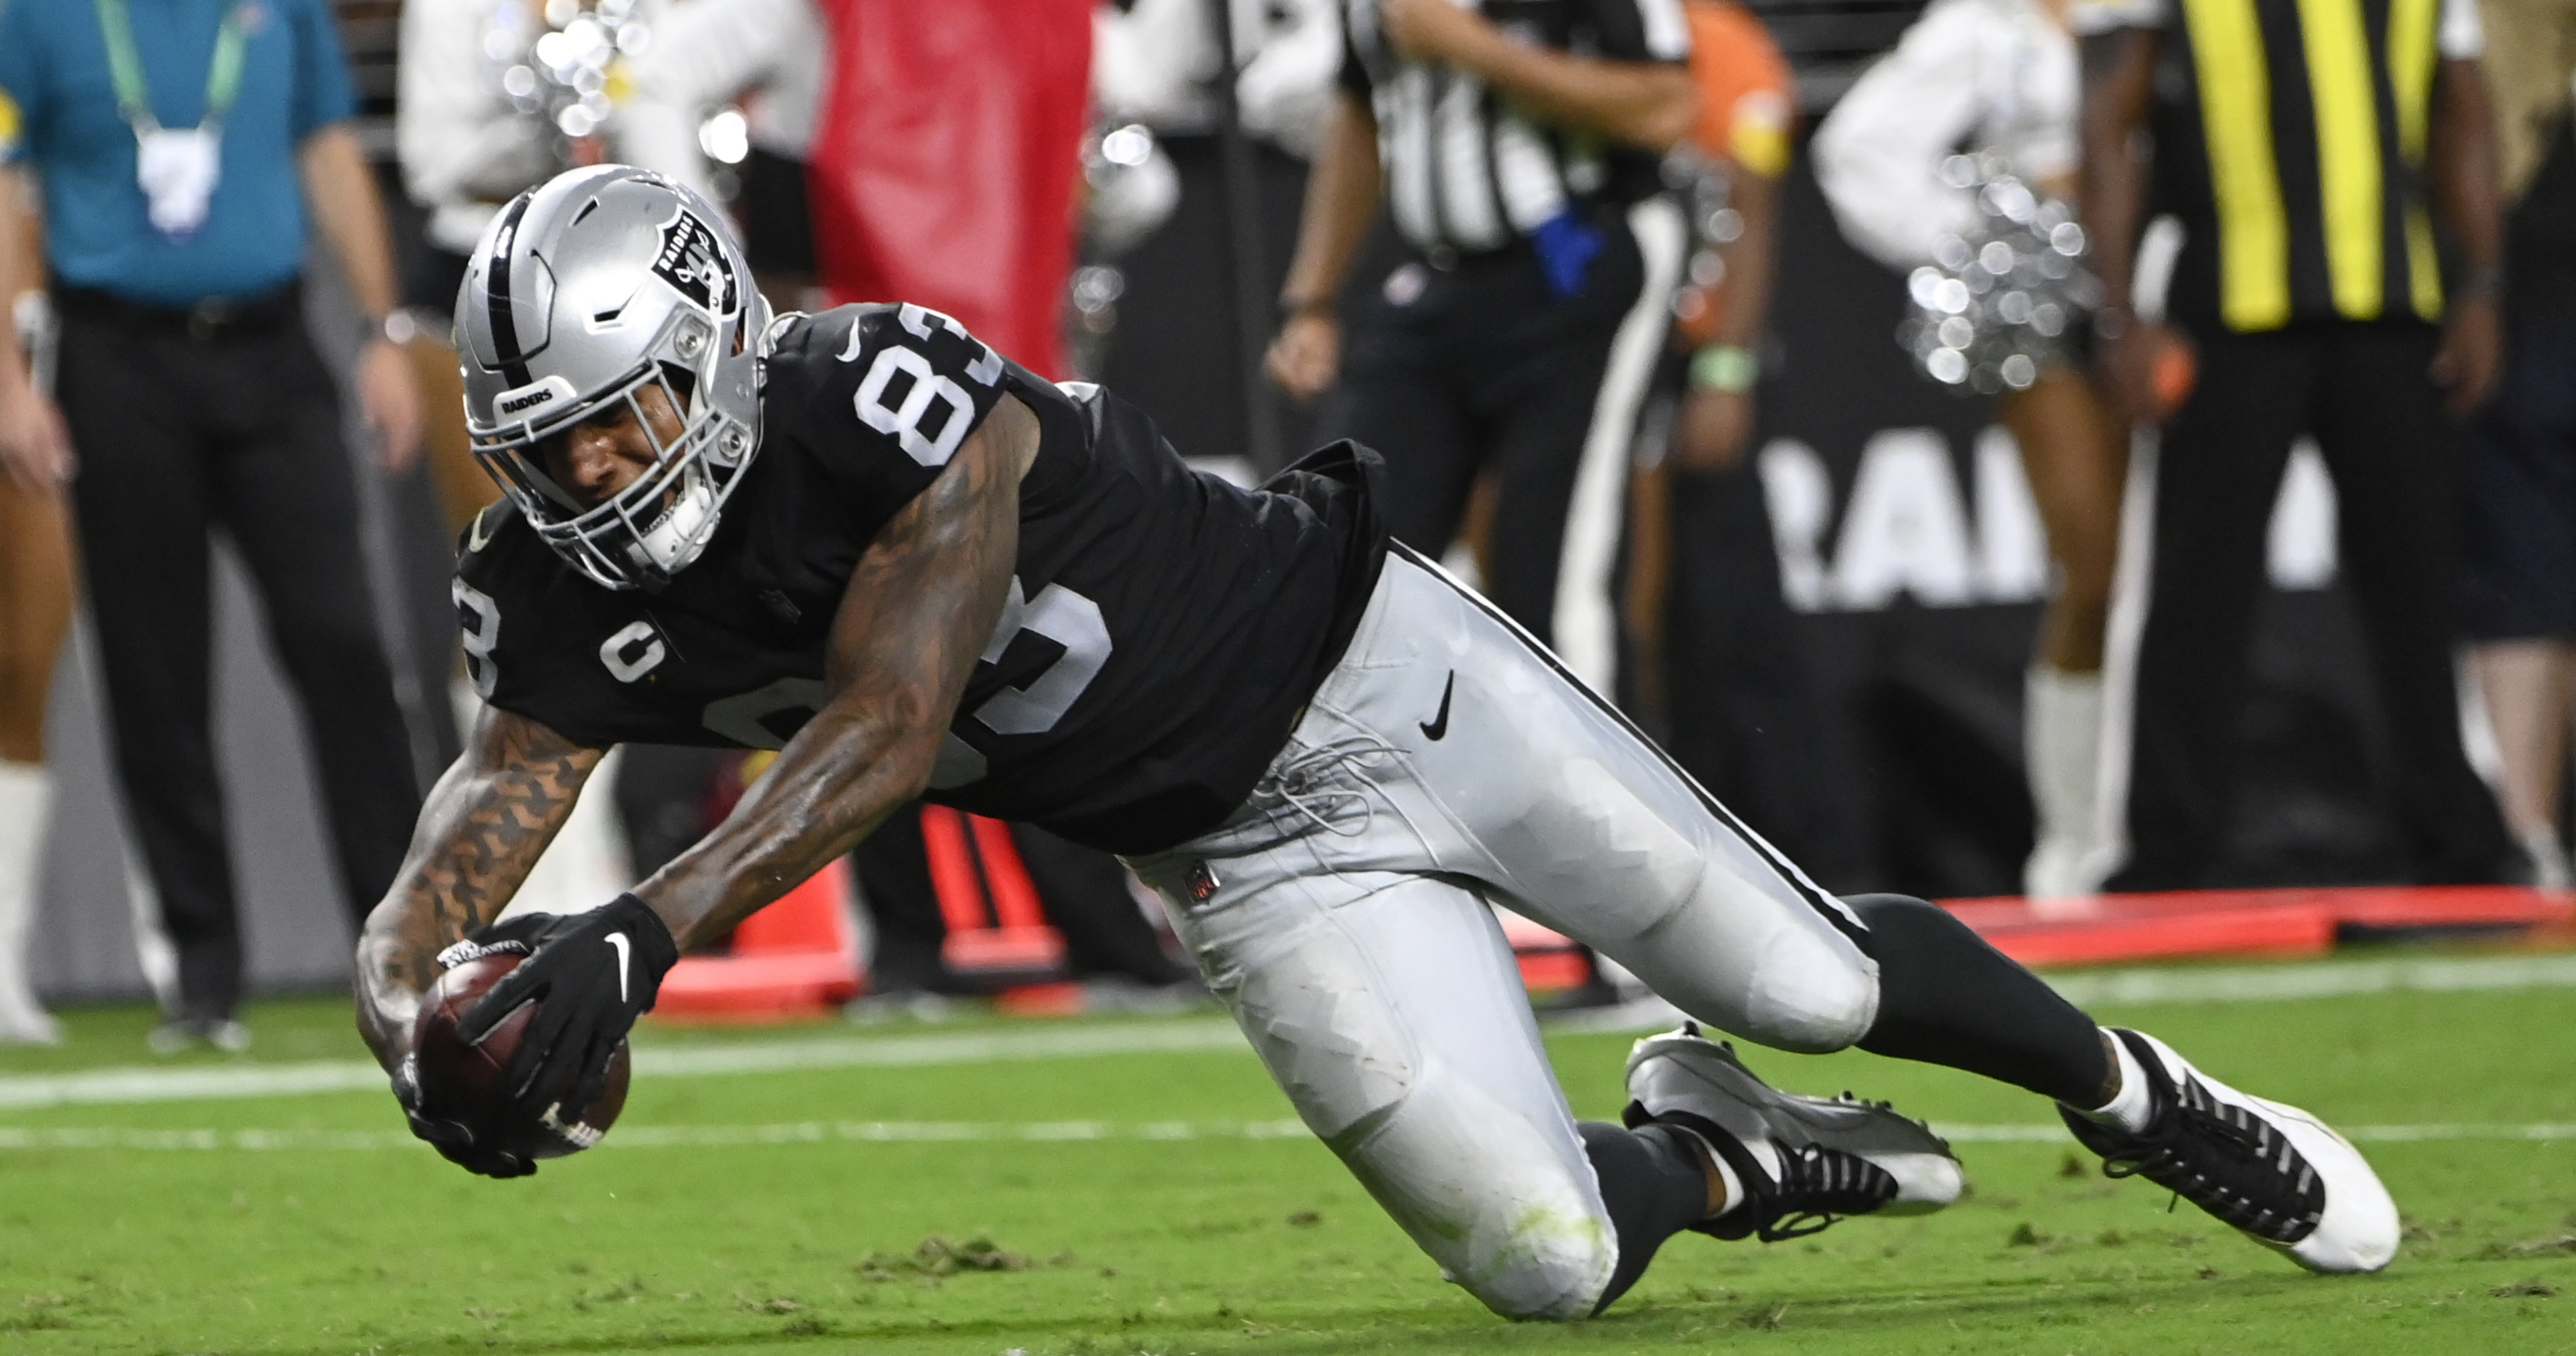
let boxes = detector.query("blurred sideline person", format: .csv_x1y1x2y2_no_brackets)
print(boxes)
1267,0,1698,688
1659,0,1790,479
397,0,558,537
2459,0,2576,885
1812,0,2129,898
0,174,70,1044
1626,2,1844,870
1087,0,1331,454
0,0,424,1049
615,0,829,311
1094,0,1345,161
2081,0,2522,889
363,167,2400,1317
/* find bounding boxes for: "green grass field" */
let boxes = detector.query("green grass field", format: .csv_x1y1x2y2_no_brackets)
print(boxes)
4,949,2574,1356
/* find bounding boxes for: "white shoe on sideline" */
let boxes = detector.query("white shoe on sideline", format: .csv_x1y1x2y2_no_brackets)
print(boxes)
0,1007,60,1045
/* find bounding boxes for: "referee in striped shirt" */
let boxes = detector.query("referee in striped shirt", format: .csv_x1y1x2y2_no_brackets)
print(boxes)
1268,0,1696,684
2080,0,2520,888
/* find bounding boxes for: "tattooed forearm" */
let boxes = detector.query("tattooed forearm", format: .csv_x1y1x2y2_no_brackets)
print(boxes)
636,395,1037,949
353,707,603,1066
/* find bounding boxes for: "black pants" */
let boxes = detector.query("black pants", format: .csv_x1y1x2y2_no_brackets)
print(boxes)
2459,313,2576,640
1320,214,1658,645
1659,453,1844,871
2112,321,2513,888
56,298,422,1020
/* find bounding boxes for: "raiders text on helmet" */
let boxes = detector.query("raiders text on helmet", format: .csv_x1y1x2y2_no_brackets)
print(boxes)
457,165,773,590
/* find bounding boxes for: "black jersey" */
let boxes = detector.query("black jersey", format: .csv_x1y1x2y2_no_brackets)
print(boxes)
456,303,1386,855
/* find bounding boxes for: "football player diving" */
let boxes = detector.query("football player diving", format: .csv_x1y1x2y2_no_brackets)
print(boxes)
355,166,2398,1320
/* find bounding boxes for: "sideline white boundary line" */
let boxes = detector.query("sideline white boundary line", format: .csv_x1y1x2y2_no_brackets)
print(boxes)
7,951,2575,1111
1551,952,2576,1034
3,1120,2572,1153
2045,953,2576,1008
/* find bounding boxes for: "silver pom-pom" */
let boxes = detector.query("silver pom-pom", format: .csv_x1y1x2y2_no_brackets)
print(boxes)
1899,155,2102,395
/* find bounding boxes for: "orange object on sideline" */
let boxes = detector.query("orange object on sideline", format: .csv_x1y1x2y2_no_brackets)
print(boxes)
2152,335,2198,418
1497,910,1594,992
996,982,1087,1017
969,813,1048,931
654,857,863,1022
1939,885,2573,968
1684,1,1794,180
1669,0,1794,347
922,805,1069,986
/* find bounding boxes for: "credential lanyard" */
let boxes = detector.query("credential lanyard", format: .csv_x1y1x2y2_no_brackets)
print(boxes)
95,0,248,134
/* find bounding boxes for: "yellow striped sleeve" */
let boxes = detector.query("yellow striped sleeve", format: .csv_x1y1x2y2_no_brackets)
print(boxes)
2183,0,2293,331
2388,0,2443,319
2297,0,2385,320
2405,203,2444,319
2386,0,2438,161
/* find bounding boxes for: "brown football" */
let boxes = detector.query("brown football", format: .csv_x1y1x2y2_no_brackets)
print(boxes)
409,953,631,1160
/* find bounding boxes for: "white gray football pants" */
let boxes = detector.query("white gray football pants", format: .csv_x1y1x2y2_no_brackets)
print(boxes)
1124,549,1880,1319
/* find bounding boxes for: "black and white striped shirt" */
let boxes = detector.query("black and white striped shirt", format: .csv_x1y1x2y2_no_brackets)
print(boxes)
1340,0,1691,256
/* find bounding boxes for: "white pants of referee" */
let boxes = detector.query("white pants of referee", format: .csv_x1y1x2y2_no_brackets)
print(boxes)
1125,548,1881,1319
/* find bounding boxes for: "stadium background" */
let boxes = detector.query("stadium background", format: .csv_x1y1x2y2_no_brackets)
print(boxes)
16,0,2424,1001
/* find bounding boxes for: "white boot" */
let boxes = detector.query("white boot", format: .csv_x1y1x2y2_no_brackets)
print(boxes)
0,761,62,1044
2521,824,2572,891
2024,667,2107,900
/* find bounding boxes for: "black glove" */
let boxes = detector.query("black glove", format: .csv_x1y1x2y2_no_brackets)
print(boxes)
392,1053,537,1178
457,894,681,1125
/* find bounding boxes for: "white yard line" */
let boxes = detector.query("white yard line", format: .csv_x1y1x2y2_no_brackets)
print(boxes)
0,1119,1315,1152
2,1119,2571,1153
6,951,2575,1113
0,1019,1247,1113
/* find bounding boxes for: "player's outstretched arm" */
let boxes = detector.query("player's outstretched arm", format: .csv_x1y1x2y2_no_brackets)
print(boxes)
637,394,1041,950
353,705,606,1071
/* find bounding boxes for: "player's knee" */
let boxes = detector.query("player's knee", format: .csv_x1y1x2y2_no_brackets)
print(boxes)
1451,1231,1617,1321
1741,920,1880,1054
1325,1062,1617,1321
1331,1081,1613,1321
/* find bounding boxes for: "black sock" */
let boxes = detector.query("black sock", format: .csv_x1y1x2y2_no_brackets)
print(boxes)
1579,1121,1712,1315
1846,893,2110,1105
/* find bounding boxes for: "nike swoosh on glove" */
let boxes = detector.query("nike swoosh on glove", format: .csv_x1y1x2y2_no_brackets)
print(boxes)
393,1053,536,1178
457,894,680,1126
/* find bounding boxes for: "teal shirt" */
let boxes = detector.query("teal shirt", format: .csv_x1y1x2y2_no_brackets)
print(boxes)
0,0,356,306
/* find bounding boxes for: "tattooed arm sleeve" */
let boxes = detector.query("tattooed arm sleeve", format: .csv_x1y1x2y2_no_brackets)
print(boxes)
629,395,1038,951
354,704,606,1069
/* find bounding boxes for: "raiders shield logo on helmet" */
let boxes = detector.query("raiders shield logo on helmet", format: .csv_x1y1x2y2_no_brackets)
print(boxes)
652,210,735,315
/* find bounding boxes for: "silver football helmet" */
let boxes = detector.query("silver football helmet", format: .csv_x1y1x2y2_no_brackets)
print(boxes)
456,165,772,590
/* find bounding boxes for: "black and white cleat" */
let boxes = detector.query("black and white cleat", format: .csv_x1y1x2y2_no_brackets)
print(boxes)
2061,1028,2399,1273
1624,1024,1965,1242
